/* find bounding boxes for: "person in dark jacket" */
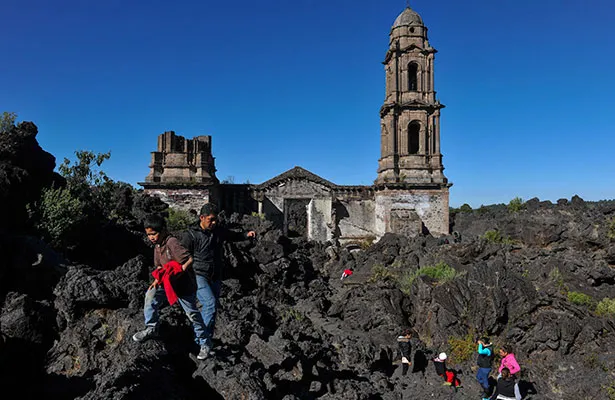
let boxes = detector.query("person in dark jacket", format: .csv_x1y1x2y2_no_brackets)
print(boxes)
490,367,521,400
181,203,255,358
397,329,413,376
476,337,495,400
132,215,210,360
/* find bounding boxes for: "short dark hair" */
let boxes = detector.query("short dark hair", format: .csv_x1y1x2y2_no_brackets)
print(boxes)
143,214,167,232
501,367,511,379
199,203,218,216
501,344,512,354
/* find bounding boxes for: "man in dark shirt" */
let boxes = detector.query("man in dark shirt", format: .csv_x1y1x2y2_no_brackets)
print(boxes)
181,203,255,358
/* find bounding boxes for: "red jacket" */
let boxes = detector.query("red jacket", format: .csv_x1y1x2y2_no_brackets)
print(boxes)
152,261,184,305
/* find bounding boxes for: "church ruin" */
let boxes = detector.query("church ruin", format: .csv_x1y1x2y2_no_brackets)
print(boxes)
140,6,451,243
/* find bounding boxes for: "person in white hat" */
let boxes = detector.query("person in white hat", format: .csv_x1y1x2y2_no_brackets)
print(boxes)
433,352,448,379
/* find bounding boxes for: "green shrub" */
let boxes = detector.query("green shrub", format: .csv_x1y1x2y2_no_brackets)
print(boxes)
30,187,87,247
596,298,615,317
399,262,461,291
482,230,515,245
282,307,304,322
608,217,615,240
398,271,415,295
549,267,566,291
507,197,525,213
419,262,459,282
448,332,476,364
459,203,473,212
167,208,196,231
369,264,398,283
567,291,593,307
251,212,265,220
450,203,473,214
603,380,615,400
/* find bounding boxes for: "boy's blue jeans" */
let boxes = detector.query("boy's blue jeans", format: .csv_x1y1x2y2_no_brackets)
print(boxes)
476,367,491,390
195,274,221,347
143,285,207,346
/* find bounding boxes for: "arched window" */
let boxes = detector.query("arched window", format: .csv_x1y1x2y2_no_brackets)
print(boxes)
408,121,420,154
408,63,418,91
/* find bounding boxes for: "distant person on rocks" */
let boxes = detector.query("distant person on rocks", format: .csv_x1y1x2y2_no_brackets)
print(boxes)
397,329,413,376
453,231,462,243
181,203,256,358
432,352,460,388
490,367,521,400
433,352,448,380
476,337,495,400
498,345,520,378
132,215,210,360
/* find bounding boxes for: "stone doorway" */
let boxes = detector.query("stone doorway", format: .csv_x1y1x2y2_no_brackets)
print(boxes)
284,199,310,238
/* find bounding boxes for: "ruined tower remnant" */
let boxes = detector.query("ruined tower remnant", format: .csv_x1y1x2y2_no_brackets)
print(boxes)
374,7,451,236
145,131,217,185
140,131,219,209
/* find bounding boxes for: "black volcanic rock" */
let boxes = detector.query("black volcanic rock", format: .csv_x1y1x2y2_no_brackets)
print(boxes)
0,121,60,232
0,199,614,399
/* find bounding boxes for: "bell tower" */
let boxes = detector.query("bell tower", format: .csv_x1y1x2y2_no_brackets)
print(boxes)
376,6,447,185
374,6,451,237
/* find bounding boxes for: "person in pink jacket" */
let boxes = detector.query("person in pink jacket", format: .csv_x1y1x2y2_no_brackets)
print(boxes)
498,345,520,378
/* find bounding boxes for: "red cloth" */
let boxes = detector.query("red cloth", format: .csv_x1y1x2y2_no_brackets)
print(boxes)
343,269,353,276
445,370,460,387
152,260,184,305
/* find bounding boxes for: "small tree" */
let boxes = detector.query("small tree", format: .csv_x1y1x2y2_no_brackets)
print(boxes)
1,111,17,133
59,150,111,191
459,203,473,212
29,186,87,248
167,208,197,231
507,197,525,213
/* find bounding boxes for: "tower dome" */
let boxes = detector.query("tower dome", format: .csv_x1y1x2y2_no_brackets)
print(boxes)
392,7,423,28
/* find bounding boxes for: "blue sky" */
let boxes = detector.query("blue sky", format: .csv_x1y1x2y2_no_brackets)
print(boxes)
2,0,614,208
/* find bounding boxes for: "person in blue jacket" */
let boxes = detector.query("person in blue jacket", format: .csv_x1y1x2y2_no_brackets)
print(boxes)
476,336,495,400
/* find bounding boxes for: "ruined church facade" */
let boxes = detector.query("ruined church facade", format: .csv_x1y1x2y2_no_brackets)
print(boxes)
140,7,451,243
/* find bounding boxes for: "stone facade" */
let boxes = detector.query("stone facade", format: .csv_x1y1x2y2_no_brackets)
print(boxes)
139,6,451,242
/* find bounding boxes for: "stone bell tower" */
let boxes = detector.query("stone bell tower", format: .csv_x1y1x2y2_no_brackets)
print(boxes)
376,6,447,184
374,7,451,236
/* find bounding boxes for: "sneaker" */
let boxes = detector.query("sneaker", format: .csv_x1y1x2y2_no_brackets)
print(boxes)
132,327,157,342
442,381,452,386
197,344,211,360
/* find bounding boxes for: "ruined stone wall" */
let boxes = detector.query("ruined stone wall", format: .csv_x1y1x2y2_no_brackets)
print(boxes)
336,199,377,240
143,187,211,214
375,188,449,237
308,199,333,242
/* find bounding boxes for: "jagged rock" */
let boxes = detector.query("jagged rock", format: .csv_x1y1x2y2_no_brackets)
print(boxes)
0,121,59,232
1,197,615,398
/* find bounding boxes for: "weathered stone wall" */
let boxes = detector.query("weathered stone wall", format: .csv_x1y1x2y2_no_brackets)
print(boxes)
375,188,449,237
143,187,211,213
336,199,377,240
308,198,332,242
